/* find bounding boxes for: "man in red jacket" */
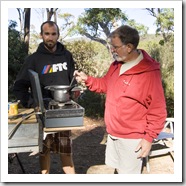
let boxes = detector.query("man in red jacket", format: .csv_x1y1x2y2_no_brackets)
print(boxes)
74,25,167,174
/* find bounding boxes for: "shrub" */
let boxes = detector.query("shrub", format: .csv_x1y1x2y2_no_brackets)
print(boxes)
78,90,105,119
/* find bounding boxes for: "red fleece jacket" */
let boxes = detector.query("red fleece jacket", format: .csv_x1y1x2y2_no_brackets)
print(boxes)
85,50,167,142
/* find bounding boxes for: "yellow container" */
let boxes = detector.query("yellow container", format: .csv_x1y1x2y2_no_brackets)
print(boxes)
9,102,18,116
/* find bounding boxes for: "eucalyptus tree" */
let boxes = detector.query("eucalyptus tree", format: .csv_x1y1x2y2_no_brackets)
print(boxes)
76,8,149,50
76,8,128,49
146,8,174,43
46,8,58,22
57,10,76,41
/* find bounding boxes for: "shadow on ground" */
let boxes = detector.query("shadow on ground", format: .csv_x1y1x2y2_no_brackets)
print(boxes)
72,126,106,174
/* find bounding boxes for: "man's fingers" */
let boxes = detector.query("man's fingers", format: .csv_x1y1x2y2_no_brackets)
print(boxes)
137,150,149,159
73,70,88,83
73,70,80,76
135,144,141,152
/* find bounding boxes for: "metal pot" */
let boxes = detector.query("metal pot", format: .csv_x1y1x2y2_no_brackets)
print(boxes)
45,85,81,102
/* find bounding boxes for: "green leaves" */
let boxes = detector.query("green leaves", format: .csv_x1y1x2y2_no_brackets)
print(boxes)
127,19,149,36
64,39,111,77
76,8,128,45
146,8,174,43
8,20,28,98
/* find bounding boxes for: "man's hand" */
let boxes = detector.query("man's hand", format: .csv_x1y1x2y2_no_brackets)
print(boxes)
73,70,88,83
135,139,152,158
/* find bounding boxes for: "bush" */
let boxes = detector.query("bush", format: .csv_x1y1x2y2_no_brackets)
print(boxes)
78,90,105,119
8,20,28,100
64,39,111,77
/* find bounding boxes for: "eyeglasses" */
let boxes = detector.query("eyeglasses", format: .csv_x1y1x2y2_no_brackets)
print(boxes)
109,44,124,51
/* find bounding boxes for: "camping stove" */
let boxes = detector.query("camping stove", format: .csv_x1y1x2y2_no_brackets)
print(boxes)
44,99,84,128
44,100,84,128
28,69,84,129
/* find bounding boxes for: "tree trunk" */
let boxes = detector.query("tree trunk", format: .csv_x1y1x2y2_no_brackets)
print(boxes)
54,11,57,23
46,8,58,22
46,8,53,21
16,8,24,33
24,8,31,54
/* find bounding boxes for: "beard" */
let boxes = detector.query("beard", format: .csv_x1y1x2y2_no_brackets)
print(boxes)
112,53,125,62
44,40,57,50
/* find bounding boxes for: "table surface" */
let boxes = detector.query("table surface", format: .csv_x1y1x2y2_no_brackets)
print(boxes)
8,108,37,124
8,108,85,131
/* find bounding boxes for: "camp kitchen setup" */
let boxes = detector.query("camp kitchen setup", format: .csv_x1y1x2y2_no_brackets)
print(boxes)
8,69,85,172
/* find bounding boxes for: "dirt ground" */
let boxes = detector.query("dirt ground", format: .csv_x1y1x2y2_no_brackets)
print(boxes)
8,117,174,174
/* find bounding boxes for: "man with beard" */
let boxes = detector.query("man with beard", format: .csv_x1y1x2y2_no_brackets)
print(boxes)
13,21,76,174
74,25,167,174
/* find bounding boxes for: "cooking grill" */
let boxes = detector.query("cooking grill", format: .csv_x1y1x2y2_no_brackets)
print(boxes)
46,100,84,118
28,69,84,128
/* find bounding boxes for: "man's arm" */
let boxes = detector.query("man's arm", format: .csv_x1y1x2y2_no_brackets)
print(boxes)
13,79,34,108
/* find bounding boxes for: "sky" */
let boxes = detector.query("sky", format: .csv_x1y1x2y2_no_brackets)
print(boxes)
8,8,157,35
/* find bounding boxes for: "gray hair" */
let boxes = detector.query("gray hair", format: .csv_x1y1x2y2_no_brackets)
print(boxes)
109,25,139,48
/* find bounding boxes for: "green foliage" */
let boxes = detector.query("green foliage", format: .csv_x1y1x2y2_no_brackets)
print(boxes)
155,8,174,34
91,41,113,77
57,10,76,39
78,90,105,118
29,28,41,53
140,41,161,62
159,36,174,117
8,20,28,100
64,39,111,77
146,8,174,43
127,19,149,36
77,8,128,37
65,39,96,75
